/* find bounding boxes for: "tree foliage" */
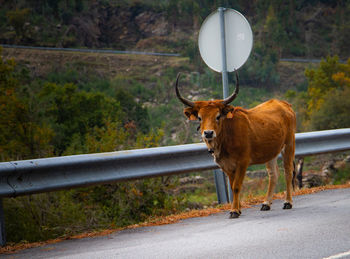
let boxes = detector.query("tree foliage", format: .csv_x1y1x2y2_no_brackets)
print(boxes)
310,86,350,130
6,8,30,41
306,57,350,130
0,47,180,244
305,56,349,113
0,48,54,160
287,56,350,131
0,46,160,160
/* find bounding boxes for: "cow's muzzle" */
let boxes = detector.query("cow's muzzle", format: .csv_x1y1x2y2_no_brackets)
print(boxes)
203,130,215,140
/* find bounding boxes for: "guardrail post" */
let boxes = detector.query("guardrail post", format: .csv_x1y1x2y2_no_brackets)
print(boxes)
214,169,229,204
0,199,6,246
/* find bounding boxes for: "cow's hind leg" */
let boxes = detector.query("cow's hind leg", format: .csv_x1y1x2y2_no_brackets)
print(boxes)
261,157,279,211
283,142,295,209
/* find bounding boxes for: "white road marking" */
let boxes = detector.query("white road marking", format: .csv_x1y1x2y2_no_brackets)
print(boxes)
323,250,350,259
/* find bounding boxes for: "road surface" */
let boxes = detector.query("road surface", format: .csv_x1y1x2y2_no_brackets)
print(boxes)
2,188,350,259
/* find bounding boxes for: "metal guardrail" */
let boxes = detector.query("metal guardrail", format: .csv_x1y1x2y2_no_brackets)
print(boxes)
294,129,350,156
0,128,350,246
0,143,216,198
280,58,324,63
0,44,181,57
1,128,350,199
280,58,347,64
3,45,347,63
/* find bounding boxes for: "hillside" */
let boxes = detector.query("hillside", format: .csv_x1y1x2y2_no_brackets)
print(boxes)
1,1,349,59
2,0,349,94
1,46,317,144
1,46,312,89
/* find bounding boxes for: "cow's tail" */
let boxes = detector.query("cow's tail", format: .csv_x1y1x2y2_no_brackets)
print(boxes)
292,161,296,191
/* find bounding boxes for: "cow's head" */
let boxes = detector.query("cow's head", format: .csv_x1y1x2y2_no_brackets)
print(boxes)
175,72,239,143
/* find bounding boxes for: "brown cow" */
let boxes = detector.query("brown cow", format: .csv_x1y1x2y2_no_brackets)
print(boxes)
175,72,296,218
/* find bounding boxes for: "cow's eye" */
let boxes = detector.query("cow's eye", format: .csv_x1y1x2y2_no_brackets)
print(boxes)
216,115,221,121
198,117,202,122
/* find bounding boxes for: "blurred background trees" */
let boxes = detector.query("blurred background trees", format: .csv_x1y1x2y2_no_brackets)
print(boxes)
286,56,350,131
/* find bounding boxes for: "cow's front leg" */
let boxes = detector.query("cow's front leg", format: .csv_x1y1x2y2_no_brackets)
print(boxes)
227,172,239,218
229,163,248,218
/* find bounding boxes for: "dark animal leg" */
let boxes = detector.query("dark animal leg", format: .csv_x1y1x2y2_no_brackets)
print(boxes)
261,157,278,211
229,163,247,219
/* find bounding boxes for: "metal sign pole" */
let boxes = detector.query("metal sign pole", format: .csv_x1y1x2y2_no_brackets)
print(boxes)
199,7,253,204
219,7,229,98
212,7,230,204
0,199,6,246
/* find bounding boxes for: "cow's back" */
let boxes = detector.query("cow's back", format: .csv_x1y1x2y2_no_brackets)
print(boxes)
243,99,296,164
248,99,296,130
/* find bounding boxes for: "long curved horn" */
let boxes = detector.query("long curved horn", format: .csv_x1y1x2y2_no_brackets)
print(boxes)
175,72,195,107
222,70,239,105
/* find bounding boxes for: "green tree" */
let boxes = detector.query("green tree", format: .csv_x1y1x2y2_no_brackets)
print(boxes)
115,89,150,134
6,8,30,42
310,87,350,130
305,56,349,113
301,56,350,130
0,48,54,161
264,4,287,56
38,82,123,155
286,56,350,131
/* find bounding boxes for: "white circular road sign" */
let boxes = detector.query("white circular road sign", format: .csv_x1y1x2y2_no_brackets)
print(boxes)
198,8,253,72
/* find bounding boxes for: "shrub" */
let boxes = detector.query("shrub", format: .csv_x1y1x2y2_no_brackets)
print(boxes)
310,87,350,130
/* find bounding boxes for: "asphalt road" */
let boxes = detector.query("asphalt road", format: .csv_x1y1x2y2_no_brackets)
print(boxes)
2,188,350,259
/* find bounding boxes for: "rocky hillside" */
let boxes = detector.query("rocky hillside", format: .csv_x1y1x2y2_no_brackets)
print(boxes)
1,1,349,59
1,2,189,52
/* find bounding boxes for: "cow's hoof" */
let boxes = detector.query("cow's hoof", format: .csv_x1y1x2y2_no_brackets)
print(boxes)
283,202,292,209
261,204,271,211
229,211,240,219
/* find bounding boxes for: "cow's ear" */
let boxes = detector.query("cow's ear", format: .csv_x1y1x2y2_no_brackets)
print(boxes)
222,105,234,119
184,108,198,121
